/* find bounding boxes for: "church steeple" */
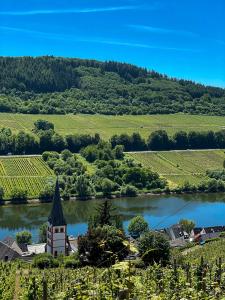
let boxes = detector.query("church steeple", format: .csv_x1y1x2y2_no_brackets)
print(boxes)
48,178,66,226
47,178,67,257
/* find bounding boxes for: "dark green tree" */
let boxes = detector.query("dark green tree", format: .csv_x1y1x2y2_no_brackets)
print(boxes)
16,231,32,245
128,215,149,238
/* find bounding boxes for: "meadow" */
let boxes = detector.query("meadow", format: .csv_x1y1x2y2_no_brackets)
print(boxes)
128,149,225,186
0,113,225,139
0,156,54,199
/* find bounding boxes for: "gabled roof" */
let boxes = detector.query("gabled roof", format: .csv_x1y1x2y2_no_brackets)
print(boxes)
0,241,21,261
2,236,15,247
2,236,24,255
48,178,66,226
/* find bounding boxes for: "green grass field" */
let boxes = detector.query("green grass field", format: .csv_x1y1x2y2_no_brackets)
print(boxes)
0,156,54,199
128,150,225,186
0,113,225,139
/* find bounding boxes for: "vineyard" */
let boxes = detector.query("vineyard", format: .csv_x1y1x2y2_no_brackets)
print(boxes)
0,156,54,199
1,113,225,139
128,150,225,186
2,257,225,299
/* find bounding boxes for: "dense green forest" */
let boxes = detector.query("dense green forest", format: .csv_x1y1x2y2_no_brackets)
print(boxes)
0,56,225,115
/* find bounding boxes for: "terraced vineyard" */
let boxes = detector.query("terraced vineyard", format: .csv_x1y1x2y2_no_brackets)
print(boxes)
128,149,225,186
1,113,225,139
0,156,54,199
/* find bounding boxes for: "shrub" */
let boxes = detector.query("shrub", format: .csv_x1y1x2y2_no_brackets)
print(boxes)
39,183,55,202
42,151,60,161
61,149,73,161
64,254,81,268
120,185,138,197
16,231,32,244
138,231,170,265
33,253,60,269
10,188,28,203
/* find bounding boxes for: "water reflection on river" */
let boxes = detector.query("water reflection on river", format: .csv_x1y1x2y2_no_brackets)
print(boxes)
0,193,225,242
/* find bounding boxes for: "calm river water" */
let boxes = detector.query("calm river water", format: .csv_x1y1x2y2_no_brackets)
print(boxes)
1,193,225,242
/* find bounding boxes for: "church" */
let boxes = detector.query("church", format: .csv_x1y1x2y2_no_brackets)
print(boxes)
46,178,68,257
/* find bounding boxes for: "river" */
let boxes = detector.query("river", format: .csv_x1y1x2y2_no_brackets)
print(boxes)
0,193,225,242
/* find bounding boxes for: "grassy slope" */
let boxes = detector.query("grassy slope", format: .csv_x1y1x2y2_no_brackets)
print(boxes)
128,150,225,186
0,113,225,139
0,156,54,199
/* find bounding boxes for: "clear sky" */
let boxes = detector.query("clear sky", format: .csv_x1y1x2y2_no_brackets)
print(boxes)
0,0,225,87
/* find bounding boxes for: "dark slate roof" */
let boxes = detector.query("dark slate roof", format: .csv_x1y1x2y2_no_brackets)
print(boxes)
172,226,185,239
0,241,21,261
204,226,225,234
48,178,66,226
2,236,15,247
193,227,203,235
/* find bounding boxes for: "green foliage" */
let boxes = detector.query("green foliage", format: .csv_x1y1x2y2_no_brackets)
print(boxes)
89,200,122,230
16,230,32,244
33,253,60,269
61,149,73,161
120,184,138,197
113,145,124,159
0,186,4,201
78,225,128,266
101,178,115,196
138,231,170,265
179,219,195,234
42,151,60,161
10,188,28,203
34,119,54,132
1,56,225,116
75,174,93,198
39,183,55,202
128,216,149,238
39,223,47,243
64,256,81,269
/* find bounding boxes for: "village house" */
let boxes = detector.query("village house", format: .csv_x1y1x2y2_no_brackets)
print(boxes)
190,226,225,242
0,179,77,261
164,224,189,247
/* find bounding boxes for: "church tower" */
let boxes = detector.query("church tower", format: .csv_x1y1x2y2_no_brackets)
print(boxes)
47,178,67,257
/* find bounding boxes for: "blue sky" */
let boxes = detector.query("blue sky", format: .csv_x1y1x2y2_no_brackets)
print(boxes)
0,0,225,87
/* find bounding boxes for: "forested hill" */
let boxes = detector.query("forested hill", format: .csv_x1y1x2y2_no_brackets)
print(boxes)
0,56,225,115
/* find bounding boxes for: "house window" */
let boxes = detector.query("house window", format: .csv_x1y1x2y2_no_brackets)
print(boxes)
54,251,58,257
60,227,64,233
55,228,59,233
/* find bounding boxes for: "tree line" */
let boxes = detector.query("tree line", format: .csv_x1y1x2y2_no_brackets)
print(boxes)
112,129,225,151
1,120,225,155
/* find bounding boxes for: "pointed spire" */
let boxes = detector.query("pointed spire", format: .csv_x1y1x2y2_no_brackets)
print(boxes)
48,177,66,226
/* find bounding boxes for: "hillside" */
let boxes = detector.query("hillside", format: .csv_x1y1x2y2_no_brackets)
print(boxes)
0,156,54,199
0,56,225,115
128,149,225,186
1,112,225,139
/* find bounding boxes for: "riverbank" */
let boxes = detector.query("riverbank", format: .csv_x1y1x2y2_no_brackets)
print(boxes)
0,189,223,207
